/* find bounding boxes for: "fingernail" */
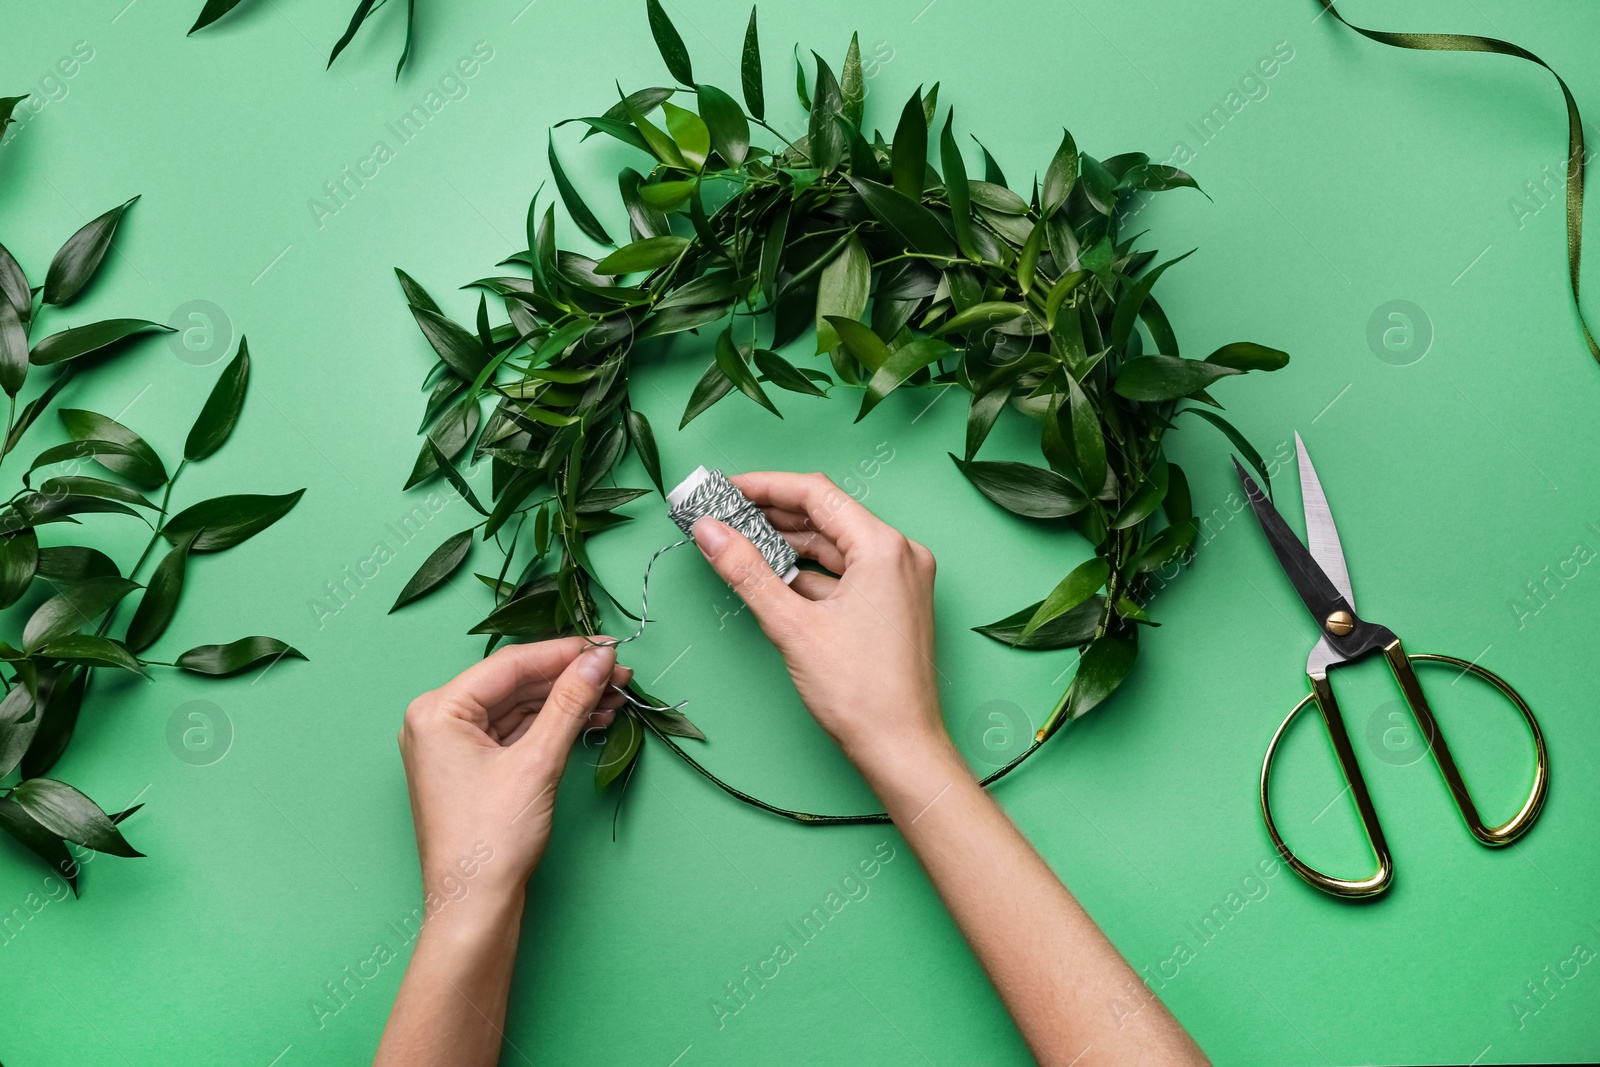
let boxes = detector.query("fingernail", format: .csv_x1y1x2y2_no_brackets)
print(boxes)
693,516,730,556
577,645,616,685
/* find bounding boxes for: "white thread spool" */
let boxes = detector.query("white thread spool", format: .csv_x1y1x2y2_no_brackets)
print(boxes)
668,466,800,584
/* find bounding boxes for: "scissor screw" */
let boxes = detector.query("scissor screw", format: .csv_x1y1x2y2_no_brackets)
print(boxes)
1326,610,1354,636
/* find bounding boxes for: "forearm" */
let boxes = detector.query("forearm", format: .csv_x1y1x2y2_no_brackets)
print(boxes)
374,891,525,1067
854,735,1208,1067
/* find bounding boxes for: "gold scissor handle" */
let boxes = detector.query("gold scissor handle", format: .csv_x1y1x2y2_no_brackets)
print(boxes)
1260,642,1549,899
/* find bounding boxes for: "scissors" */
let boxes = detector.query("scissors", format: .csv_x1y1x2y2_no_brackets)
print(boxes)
1234,433,1548,899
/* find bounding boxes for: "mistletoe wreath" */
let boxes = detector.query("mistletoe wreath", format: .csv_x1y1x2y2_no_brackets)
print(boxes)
386,3,1290,823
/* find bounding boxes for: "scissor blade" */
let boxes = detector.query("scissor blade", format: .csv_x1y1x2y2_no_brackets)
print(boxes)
1233,458,1354,638
1295,432,1355,610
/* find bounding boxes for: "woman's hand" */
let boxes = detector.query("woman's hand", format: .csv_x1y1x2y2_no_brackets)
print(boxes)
689,471,948,777
397,637,630,905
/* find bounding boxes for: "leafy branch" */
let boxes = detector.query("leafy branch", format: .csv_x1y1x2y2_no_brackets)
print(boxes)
0,113,307,894
388,2,1289,819
189,0,415,79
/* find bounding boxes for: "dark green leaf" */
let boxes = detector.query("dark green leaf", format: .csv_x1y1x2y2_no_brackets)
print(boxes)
934,301,1028,337
1179,407,1273,493
646,0,694,85
1069,636,1137,719
594,236,689,275
58,409,168,487
36,546,119,583
623,407,665,496
176,636,306,677
1204,342,1290,372
188,0,249,32
409,305,490,380
394,267,442,314
1021,557,1110,640
755,349,828,397
327,0,378,69
815,234,870,354
390,528,474,612
807,54,846,174
0,299,27,397
468,590,560,636
949,454,1087,518
43,197,138,306
1120,163,1201,194
1112,455,1169,530
21,668,86,779
30,319,173,367
974,595,1102,651
680,359,735,428
824,316,890,374
0,528,38,610
0,241,31,323
0,797,77,890
964,385,1008,461
697,84,750,168
125,530,197,653
596,711,644,789
857,338,954,420
424,440,487,516
891,88,927,198
741,7,764,119
549,133,614,245
967,181,1028,214
715,328,779,417
834,113,884,184
0,685,37,779
0,490,141,534
37,634,145,674
1065,373,1106,493
845,175,957,258
841,33,864,128
161,489,305,552
0,97,27,139
37,476,159,511
1041,130,1078,216
24,576,141,651
184,337,250,461
1109,252,1192,353
940,110,980,261
1115,356,1242,402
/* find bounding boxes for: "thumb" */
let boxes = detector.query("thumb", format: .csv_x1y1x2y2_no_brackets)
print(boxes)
693,517,798,634
517,643,616,758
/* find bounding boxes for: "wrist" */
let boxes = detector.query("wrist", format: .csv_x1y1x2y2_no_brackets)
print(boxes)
844,727,971,799
416,882,525,958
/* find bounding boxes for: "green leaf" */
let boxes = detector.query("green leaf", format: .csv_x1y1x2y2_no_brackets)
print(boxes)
395,267,442,314
697,84,750,168
638,179,695,210
58,408,168,487
327,0,379,69
857,338,955,420
184,337,250,461
1064,374,1107,495
834,113,884,184
189,0,249,32
0,685,38,779
814,234,870,354
973,595,1102,651
940,110,980,261
594,236,690,275
125,531,198,653
1204,341,1290,372
715,328,779,417
424,440,487,516
596,711,644,789
20,668,87,779
0,796,78,890
1021,557,1111,640
844,175,956,258
549,134,613,246
0,528,39,610
623,407,664,496
409,306,490,380
1041,130,1078,216
0,240,31,323
662,101,711,170
176,636,306,676
1115,356,1242,402
949,454,1087,519
964,384,1008,461
754,349,829,397
680,359,735,428
12,778,141,857
824,316,890,374
161,489,305,552
36,546,119,584
829,31,860,124
468,590,560,637
646,0,694,85
0,299,27,397
891,88,927,198
0,97,27,139
24,576,141,651
619,83,690,169
806,54,846,174
37,476,158,511
390,528,474,612
934,301,1028,337
30,319,173,367
1120,163,1201,194
1109,252,1192,353
37,634,145,674
42,197,138,306
967,181,1028,214
1111,455,1169,530
1068,636,1137,719
741,7,764,119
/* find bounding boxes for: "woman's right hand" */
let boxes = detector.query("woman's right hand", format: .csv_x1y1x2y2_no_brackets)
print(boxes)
689,471,952,778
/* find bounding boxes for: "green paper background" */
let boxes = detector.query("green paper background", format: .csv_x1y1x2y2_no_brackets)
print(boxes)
2,0,1598,1063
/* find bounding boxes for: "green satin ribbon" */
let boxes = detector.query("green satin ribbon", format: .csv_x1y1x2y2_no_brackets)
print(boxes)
1313,0,1598,363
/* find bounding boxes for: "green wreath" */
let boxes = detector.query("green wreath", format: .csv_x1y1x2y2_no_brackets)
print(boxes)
386,2,1290,821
